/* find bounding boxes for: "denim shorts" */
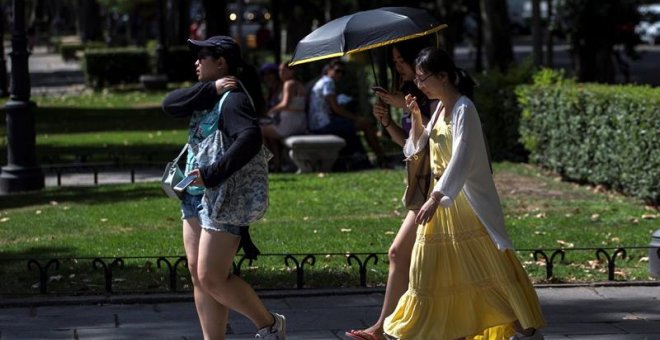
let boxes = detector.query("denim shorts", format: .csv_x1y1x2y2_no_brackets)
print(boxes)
180,193,241,236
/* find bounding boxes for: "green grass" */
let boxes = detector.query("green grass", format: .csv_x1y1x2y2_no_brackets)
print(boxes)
0,90,657,293
0,164,657,295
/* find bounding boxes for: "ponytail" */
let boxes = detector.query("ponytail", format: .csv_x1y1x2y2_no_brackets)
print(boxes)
237,63,266,116
454,67,477,99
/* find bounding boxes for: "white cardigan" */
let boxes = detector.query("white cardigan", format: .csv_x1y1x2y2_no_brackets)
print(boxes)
404,96,514,250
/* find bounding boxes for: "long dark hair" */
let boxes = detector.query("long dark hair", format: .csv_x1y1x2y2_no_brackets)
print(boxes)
209,38,265,116
387,37,430,90
221,59,265,116
415,47,476,98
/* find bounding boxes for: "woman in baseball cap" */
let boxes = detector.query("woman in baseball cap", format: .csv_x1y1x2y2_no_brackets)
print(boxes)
162,36,285,340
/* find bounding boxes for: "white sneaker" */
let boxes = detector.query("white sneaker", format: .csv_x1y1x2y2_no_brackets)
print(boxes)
510,329,544,340
255,312,286,339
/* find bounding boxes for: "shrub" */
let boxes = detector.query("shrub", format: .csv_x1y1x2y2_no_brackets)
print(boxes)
83,48,150,89
473,59,535,162
517,69,659,204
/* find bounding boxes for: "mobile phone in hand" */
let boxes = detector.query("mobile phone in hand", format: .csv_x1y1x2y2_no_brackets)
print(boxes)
371,86,387,93
174,174,198,192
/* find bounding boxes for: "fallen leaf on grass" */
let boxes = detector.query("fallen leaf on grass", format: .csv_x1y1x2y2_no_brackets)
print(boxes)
385,231,395,235
641,214,657,220
586,260,602,269
0,217,9,222
639,257,649,263
50,201,59,205
591,214,601,222
614,270,627,278
48,275,63,283
556,240,575,248
340,228,352,233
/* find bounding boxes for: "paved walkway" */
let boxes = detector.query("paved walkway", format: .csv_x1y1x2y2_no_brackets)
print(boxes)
1,285,659,339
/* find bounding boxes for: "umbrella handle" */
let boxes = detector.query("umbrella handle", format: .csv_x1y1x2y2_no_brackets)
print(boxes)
369,50,379,87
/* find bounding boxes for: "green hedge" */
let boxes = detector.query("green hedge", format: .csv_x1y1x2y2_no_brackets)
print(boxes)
83,48,150,88
517,69,660,204
474,60,535,162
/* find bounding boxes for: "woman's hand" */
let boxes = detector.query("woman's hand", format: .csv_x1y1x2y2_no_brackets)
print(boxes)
415,197,438,225
215,76,238,94
415,192,452,225
187,169,205,186
372,101,392,127
377,90,406,108
405,94,421,119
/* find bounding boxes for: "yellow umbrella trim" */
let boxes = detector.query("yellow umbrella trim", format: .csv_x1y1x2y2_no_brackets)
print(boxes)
288,24,447,66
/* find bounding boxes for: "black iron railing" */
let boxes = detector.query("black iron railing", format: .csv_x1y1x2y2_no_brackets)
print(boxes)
1,247,657,296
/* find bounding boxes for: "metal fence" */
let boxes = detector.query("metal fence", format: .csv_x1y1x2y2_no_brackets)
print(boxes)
1,246,657,296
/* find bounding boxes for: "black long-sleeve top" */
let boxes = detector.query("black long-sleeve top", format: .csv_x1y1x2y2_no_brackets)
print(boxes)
162,81,262,188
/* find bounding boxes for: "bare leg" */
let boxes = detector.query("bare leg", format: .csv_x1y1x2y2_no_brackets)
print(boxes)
348,210,417,338
197,229,274,332
183,218,229,340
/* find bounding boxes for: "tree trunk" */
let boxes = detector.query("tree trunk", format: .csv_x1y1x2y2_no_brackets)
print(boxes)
531,0,543,66
434,0,464,58
545,0,554,67
272,0,281,64
76,0,102,43
203,0,228,38
178,0,189,43
479,0,513,72
474,0,484,72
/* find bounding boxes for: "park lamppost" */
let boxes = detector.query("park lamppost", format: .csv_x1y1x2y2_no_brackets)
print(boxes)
140,0,168,89
0,5,9,97
0,0,44,193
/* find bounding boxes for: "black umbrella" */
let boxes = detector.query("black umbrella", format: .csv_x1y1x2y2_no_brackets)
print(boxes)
289,7,446,66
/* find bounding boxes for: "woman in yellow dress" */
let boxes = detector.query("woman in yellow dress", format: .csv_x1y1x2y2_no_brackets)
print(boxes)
383,47,546,340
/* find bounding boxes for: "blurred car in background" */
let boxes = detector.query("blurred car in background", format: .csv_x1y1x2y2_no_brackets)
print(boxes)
636,4,660,45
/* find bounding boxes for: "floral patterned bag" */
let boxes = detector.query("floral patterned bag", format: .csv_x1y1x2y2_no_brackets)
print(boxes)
195,83,272,225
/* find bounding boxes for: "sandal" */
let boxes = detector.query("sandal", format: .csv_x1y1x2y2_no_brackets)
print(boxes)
345,329,383,340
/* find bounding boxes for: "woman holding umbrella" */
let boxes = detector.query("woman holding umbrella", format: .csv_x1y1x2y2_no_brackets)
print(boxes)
345,37,434,340
383,47,545,339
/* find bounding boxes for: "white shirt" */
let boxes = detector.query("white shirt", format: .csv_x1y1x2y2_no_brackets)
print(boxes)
404,96,514,250
308,75,334,131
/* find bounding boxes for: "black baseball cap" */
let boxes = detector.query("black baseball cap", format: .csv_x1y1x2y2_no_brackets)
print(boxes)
187,35,243,65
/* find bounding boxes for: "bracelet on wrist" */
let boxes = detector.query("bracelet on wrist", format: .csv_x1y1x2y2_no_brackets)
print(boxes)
381,119,391,128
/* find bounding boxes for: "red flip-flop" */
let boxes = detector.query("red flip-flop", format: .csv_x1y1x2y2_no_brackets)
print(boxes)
345,329,381,340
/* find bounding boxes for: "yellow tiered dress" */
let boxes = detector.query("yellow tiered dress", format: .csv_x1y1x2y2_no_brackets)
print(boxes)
384,116,545,340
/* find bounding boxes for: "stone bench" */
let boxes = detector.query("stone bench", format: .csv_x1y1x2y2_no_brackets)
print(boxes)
283,135,346,173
